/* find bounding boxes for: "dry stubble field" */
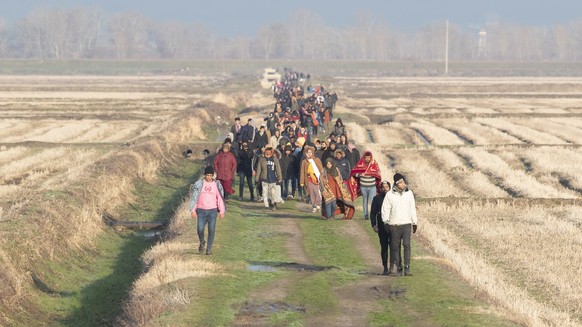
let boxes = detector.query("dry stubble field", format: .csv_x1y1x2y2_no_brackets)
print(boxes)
1,72,581,327
335,77,582,327
0,74,245,324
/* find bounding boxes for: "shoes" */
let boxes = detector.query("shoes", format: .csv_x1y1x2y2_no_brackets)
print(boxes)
316,205,321,212
206,249,213,255
364,215,369,220
312,207,317,213
388,264,400,276
382,266,389,275
287,195,293,200
404,266,412,276
249,197,255,202
238,196,243,201
198,242,205,254
272,203,277,211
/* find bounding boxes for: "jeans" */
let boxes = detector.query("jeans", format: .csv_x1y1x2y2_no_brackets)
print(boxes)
389,224,412,268
196,208,218,251
281,179,292,198
324,200,336,218
361,186,376,219
238,172,254,199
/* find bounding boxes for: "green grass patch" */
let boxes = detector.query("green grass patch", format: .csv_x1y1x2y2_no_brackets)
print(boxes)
116,158,200,223
287,272,338,317
29,158,204,326
32,231,151,327
159,203,290,326
358,220,519,327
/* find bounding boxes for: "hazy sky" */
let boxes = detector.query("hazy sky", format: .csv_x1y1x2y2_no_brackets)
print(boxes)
4,0,582,36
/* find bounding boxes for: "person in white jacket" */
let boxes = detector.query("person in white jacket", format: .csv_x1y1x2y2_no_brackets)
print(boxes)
381,173,418,276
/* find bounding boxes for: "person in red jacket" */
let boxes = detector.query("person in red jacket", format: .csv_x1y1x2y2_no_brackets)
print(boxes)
214,143,237,199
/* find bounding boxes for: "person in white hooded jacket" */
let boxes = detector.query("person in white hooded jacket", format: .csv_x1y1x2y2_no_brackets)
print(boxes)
381,173,418,276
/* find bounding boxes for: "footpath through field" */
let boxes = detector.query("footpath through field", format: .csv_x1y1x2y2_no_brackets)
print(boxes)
164,195,519,326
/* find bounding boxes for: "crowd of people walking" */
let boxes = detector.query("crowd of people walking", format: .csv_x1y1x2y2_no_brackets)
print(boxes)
192,68,418,275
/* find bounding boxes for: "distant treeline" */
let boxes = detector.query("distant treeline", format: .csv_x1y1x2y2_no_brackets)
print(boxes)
1,7,582,61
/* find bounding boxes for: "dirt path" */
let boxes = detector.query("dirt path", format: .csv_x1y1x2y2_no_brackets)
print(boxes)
232,202,315,327
233,201,436,327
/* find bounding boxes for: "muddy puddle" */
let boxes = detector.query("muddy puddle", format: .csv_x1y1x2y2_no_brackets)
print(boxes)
237,301,306,317
247,261,336,273
371,285,407,299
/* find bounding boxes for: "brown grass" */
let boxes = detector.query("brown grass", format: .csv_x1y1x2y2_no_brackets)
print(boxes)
422,202,582,326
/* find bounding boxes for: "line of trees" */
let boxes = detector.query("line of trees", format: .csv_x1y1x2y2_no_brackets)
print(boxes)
1,7,582,61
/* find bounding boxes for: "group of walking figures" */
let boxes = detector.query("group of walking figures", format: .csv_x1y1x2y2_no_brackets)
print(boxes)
189,68,419,275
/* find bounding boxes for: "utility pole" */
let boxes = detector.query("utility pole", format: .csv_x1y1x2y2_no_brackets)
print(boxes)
445,20,449,75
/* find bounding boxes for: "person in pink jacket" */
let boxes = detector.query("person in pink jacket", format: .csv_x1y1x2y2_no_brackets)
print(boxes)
189,166,226,255
214,143,237,199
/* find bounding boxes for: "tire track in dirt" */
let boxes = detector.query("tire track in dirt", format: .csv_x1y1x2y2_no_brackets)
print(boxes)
319,220,436,327
232,202,315,327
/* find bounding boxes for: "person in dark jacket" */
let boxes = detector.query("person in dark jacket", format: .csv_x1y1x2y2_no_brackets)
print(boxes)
237,141,255,201
279,145,295,199
322,141,337,164
370,181,394,275
333,118,347,136
254,125,269,150
333,149,351,183
345,139,361,169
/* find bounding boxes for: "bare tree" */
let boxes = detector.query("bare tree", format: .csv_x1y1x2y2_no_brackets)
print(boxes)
255,23,289,60
288,10,324,59
109,12,151,59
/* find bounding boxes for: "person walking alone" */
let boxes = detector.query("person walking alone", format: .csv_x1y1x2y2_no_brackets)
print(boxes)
189,166,226,255
381,173,418,276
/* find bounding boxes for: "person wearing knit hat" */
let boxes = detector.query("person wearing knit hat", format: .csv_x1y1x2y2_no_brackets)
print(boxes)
381,172,418,276
189,166,226,255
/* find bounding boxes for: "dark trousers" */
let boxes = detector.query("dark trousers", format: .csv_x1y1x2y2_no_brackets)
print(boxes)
238,172,254,199
388,224,411,268
196,208,218,251
377,223,390,267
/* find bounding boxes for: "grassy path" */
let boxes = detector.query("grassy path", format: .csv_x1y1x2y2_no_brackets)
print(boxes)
155,192,520,326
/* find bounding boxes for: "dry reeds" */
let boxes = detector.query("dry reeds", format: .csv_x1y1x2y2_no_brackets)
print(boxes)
422,202,582,326
457,147,577,198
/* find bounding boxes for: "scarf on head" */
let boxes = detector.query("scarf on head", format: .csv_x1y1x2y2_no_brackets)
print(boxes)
348,151,382,200
324,158,339,178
